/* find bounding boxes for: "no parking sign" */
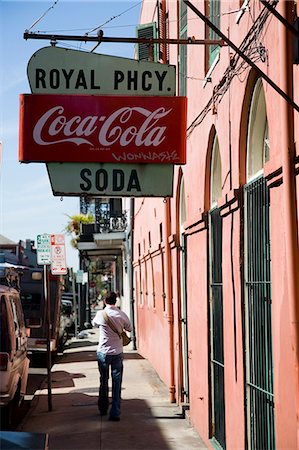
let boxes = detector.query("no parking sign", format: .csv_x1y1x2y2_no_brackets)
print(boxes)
50,234,67,275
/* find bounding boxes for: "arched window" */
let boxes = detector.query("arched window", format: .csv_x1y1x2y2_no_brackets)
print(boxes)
247,79,269,181
244,78,275,450
210,135,222,207
179,177,186,232
208,133,226,448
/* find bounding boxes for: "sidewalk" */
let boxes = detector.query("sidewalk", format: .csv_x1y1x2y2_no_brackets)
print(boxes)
17,331,208,450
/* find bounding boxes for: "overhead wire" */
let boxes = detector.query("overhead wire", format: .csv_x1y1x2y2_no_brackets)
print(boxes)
30,3,247,35
186,0,275,138
85,1,142,36
26,0,60,32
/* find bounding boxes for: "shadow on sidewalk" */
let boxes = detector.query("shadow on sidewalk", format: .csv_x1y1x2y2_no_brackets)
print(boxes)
19,391,185,450
55,350,97,364
123,352,144,360
65,340,97,349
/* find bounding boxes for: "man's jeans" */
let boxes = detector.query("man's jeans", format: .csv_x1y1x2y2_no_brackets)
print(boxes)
97,352,123,418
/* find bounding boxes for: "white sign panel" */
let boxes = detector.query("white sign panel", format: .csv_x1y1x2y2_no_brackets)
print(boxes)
50,234,67,275
82,272,88,285
76,270,84,284
47,163,174,197
36,233,51,265
27,46,176,96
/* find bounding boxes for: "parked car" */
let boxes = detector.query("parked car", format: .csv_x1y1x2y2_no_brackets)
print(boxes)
0,284,30,424
19,269,64,355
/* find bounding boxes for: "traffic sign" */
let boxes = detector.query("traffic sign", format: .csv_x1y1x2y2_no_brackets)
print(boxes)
50,234,67,275
76,270,84,283
36,234,51,265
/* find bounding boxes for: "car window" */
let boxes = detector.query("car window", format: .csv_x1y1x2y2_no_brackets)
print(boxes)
13,295,25,329
0,294,11,353
21,293,42,313
9,295,21,336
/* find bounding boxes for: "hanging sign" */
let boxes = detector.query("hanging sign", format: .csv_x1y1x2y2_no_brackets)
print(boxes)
50,234,67,275
36,233,51,265
46,163,174,197
19,94,187,164
27,46,176,96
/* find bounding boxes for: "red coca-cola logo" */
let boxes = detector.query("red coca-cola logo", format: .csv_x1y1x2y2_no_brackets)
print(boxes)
19,94,187,164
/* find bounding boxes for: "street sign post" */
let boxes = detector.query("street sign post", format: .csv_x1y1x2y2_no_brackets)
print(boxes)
36,233,52,411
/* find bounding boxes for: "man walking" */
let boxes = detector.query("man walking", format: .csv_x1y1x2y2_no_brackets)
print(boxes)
92,291,132,421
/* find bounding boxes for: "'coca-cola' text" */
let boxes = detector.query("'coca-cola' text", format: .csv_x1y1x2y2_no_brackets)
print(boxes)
33,105,172,148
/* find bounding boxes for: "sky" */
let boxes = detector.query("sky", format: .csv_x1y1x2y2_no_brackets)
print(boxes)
0,0,142,270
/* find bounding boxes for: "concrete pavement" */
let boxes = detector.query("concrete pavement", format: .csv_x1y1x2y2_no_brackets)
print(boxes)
17,330,208,450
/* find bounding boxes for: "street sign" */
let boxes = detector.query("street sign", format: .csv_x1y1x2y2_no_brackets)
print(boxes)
50,234,67,275
82,272,88,285
36,234,51,265
46,163,174,197
76,270,84,283
19,94,187,164
27,46,176,96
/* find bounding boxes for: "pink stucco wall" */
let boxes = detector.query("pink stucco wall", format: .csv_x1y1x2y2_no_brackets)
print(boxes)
134,1,299,448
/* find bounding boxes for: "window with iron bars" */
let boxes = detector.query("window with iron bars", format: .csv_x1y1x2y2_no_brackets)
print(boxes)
244,177,275,450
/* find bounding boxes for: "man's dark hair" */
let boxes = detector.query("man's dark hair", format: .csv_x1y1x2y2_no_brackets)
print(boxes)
105,291,117,305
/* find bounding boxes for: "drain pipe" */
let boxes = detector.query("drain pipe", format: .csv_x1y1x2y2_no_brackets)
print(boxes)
280,0,299,444
129,198,137,350
164,198,176,403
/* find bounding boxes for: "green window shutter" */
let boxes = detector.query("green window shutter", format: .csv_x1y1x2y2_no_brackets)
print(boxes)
209,0,220,67
136,23,158,62
179,30,187,96
179,0,187,96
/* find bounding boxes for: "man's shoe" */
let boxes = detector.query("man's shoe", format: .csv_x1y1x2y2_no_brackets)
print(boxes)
108,416,120,422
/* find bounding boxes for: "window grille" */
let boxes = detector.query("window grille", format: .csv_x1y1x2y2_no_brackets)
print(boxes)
80,197,90,215
245,177,275,450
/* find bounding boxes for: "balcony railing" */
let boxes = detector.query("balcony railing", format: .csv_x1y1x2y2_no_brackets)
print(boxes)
80,211,127,237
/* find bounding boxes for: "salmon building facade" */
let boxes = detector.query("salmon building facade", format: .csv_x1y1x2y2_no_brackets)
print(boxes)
132,1,299,449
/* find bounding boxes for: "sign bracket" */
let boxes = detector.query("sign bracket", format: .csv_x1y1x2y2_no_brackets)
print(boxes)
23,31,226,47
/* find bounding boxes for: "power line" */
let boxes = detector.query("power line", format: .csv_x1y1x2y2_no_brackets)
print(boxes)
26,0,60,32
34,24,138,34
85,1,142,35
28,4,249,35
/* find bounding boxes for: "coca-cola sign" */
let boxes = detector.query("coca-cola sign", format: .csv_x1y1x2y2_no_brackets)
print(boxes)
19,94,187,164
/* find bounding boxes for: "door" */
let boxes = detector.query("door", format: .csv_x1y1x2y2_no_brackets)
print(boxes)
180,232,189,403
244,177,275,450
210,208,226,449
